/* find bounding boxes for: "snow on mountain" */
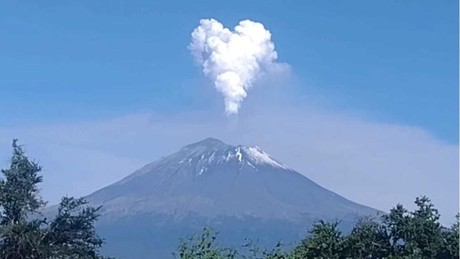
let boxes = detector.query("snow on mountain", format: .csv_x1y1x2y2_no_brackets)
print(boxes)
242,146,288,169
78,137,381,258
87,137,378,222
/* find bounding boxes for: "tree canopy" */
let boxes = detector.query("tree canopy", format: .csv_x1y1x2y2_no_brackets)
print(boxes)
177,198,459,259
0,140,107,259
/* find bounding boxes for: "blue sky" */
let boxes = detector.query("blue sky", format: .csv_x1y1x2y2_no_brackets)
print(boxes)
0,1,458,223
0,0,458,143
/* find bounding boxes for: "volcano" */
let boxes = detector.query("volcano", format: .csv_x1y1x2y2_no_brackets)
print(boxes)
82,138,379,258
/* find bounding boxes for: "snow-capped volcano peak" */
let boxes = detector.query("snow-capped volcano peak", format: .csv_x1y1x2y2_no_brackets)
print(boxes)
87,136,378,242
83,138,380,258
177,138,289,172
117,138,290,183
241,146,288,169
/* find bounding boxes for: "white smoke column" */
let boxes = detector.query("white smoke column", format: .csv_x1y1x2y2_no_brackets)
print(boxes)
189,19,280,115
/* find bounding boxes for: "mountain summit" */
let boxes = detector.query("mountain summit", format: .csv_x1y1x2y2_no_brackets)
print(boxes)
85,138,379,258
89,138,376,222
178,137,289,174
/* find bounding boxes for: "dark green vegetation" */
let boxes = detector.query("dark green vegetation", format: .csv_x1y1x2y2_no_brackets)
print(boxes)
0,140,458,259
0,140,106,259
176,199,459,259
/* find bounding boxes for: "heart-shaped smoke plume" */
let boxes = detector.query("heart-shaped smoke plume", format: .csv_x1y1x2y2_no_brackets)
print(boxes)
189,19,280,115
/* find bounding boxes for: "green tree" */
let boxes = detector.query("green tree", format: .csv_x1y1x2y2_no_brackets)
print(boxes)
175,227,237,259
44,197,105,258
438,214,459,259
343,217,390,258
408,196,443,258
0,140,107,259
241,240,293,259
382,203,410,257
292,220,344,259
176,196,459,259
382,196,455,259
0,140,47,258
262,242,293,259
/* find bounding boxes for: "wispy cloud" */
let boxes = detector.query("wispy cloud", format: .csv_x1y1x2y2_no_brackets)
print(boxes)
0,104,457,224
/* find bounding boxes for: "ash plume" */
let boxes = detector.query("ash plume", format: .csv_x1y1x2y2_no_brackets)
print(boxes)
189,19,281,115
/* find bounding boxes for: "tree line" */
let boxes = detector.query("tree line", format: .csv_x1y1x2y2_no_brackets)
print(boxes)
0,141,458,258
176,200,459,259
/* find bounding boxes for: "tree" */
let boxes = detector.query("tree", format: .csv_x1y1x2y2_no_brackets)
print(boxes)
382,203,411,257
438,214,459,259
44,197,105,258
175,230,294,259
0,139,47,258
262,242,293,259
241,240,293,259
382,196,457,259
175,227,237,259
0,140,107,258
176,196,458,259
343,217,391,258
292,220,344,259
408,196,443,258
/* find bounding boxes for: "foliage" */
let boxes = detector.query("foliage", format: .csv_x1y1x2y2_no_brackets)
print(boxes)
292,220,344,259
174,227,238,259
439,214,459,259
0,140,107,259
382,196,453,259
240,240,293,259
177,197,459,259
343,217,390,258
262,242,293,259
